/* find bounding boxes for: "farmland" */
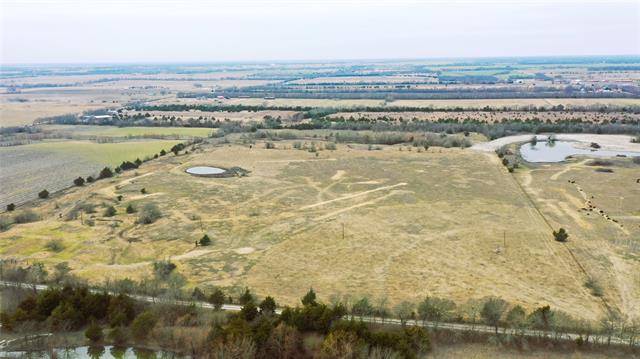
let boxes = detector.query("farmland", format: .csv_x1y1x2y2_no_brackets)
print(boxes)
0,139,181,207
1,58,640,356
1,138,638,323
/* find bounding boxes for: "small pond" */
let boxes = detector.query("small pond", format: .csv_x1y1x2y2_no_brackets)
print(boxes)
0,345,184,359
520,141,640,163
185,166,226,176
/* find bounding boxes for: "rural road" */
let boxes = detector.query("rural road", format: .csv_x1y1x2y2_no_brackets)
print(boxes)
1,281,636,348
471,134,640,153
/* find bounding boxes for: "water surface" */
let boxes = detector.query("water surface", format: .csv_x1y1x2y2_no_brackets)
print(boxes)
185,166,225,175
520,141,640,163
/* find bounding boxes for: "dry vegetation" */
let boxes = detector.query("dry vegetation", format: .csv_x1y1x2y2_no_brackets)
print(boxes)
2,140,638,323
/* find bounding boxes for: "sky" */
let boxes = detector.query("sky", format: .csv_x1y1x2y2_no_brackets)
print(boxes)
1,0,639,64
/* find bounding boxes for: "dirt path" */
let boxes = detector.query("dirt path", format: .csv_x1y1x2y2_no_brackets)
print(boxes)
316,189,410,221
301,182,407,210
550,159,589,181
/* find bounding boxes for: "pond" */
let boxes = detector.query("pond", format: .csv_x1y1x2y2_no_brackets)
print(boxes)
520,141,640,163
0,346,184,359
185,166,226,176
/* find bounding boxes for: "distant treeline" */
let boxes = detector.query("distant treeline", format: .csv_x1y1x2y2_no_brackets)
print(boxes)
132,103,640,114
180,89,639,100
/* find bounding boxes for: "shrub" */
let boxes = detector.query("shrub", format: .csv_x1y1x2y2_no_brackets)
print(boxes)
160,149,167,156
85,320,103,343
265,142,275,149
553,228,568,242
152,260,176,280
86,176,95,183
138,203,161,224
104,206,117,217
199,234,212,246
585,278,604,297
325,142,337,150
73,177,85,186
6,203,15,212
126,204,136,214
99,167,113,179
632,156,640,165
45,239,64,252
140,188,147,194
0,216,13,231
13,210,39,224
38,189,49,199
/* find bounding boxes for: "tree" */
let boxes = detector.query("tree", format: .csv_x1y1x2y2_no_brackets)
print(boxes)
108,326,127,346
208,288,225,310
351,296,374,317
506,305,526,335
6,203,15,212
301,288,317,306
417,296,456,327
259,296,277,315
239,288,254,305
99,167,113,179
199,234,212,246
394,301,414,327
74,177,85,186
104,206,116,217
131,311,157,341
38,189,49,199
191,287,206,301
53,262,71,283
126,204,136,214
481,297,508,334
553,228,569,242
241,301,259,321
85,320,103,343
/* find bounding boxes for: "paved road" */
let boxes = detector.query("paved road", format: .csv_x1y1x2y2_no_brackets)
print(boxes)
1,281,636,348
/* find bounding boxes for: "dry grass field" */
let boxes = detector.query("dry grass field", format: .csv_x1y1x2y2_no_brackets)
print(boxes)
2,139,638,322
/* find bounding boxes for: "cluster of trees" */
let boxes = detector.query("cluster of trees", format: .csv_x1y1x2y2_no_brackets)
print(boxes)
134,103,640,115
0,286,138,333
202,287,430,358
2,255,639,355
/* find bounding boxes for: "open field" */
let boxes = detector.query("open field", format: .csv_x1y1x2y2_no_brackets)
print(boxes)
2,139,638,321
41,125,215,138
0,139,181,207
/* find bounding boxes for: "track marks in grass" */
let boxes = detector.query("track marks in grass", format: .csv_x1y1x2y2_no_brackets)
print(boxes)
301,183,408,210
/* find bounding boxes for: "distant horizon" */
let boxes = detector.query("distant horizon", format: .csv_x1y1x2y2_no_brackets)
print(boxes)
2,54,640,68
2,0,638,65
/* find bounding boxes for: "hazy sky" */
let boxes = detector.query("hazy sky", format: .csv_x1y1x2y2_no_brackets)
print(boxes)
1,0,639,64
